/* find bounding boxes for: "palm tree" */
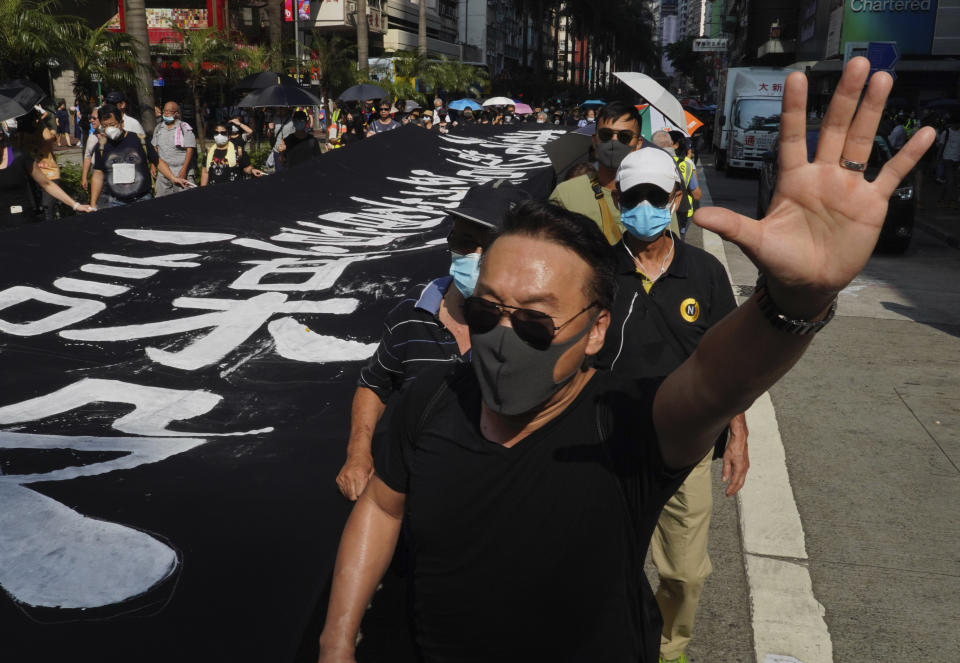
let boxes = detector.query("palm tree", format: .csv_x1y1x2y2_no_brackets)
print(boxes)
123,0,157,134
175,27,238,149
308,32,360,100
418,0,427,56
356,0,369,75
68,25,144,102
267,0,283,68
0,0,73,81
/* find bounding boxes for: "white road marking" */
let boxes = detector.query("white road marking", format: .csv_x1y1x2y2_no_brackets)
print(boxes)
698,168,834,663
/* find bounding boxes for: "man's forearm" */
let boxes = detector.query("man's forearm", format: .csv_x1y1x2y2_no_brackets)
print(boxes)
729,412,748,439
157,159,177,182
346,387,387,458
89,172,103,205
655,293,818,468
319,479,403,654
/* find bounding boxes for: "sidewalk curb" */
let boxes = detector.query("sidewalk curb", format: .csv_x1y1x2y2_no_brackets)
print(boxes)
916,221,959,249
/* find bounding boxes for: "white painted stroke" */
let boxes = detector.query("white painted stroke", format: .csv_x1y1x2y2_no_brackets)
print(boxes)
53,277,130,297
0,482,178,609
80,263,157,279
697,168,833,663
268,317,378,363
116,229,236,244
92,253,201,268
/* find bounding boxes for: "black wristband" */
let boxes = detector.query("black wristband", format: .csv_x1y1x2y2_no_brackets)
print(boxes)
754,274,836,336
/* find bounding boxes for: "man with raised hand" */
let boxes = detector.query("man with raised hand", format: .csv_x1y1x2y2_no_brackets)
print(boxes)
316,58,934,663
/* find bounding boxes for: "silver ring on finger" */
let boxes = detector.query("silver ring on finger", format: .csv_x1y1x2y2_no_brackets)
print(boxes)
839,157,867,172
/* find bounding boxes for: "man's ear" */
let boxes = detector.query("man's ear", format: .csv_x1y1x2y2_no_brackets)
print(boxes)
584,309,610,357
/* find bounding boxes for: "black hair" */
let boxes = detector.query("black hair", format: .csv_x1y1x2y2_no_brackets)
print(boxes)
98,103,122,123
597,101,641,131
499,200,618,310
293,110,308,120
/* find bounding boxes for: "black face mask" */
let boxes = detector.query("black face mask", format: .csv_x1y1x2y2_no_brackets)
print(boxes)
596,139,634,170
470,318,593,416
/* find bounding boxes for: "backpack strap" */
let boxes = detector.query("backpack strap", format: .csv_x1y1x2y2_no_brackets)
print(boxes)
587,173,622,245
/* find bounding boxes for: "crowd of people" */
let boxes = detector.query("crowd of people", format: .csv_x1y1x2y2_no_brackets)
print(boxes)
0,88,617,225
0,59,945,662
880,107,960,208
316,58,935,663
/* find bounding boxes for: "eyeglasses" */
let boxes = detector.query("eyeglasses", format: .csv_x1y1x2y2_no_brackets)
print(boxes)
213,130,228,136
597,128,637,145
379,107,391,112
462,297,597,350
619,183,671,209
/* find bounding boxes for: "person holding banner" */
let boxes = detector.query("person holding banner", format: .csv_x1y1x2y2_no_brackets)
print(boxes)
317,58,936,663
336,183,530,501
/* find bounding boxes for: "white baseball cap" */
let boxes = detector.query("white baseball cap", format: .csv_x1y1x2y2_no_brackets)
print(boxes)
615,147,680,194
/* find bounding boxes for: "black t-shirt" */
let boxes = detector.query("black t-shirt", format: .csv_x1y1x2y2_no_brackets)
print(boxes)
0,148,35,229
596,234,737,377
92,132,159,201
283,133,321,168
205,145,250,185
376,363,690,662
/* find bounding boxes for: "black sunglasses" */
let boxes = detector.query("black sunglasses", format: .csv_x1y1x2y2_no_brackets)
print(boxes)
597,128,637,145
462,297,597,350
619,183,671,209
213,130,228,136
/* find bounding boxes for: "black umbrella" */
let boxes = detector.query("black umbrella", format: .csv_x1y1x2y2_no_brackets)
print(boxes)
338,83,389,102
232,71,298,92
0,79,46,120
237,84,323,108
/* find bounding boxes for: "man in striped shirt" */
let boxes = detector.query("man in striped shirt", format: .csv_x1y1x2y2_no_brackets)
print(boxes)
336,183,529,500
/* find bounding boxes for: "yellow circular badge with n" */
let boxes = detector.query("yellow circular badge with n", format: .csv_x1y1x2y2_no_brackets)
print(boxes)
680,298,701,323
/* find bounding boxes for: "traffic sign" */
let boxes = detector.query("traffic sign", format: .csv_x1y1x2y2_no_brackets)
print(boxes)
866,41,899,80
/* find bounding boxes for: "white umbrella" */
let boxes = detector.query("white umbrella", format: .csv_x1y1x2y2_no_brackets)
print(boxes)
482,96,515,107
613,72,687,134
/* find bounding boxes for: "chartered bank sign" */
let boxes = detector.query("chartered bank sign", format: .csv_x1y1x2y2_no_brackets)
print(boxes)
849,0,931,10
842,0,937,54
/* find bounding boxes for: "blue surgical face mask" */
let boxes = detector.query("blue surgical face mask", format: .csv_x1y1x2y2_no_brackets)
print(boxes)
162,115,176,124
620,201,672,241
449,251,481,298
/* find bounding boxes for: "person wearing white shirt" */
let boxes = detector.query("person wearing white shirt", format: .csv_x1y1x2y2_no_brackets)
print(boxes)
103,90,146,136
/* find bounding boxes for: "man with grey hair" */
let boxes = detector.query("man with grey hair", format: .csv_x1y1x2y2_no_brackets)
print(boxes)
651,130,675,154
151,100,196,196
536,112,549,124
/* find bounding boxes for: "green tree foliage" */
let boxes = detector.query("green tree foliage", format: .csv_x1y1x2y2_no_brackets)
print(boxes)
68,25,146,100
0,0,74,80
307,32,363,100
173,28,245,148
374,51,489,104
665,36,709,91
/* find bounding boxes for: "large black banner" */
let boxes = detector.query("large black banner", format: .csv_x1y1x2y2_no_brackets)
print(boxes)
0,125,562,661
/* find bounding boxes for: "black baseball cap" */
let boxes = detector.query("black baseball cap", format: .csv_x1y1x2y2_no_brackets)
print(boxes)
449,180,533,233
104,90,125,103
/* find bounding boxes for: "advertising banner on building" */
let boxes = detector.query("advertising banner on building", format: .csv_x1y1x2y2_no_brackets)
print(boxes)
285,0,311,22
841,0,939,55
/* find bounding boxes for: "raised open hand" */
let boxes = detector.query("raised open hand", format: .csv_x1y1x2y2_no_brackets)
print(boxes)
694,57,935,319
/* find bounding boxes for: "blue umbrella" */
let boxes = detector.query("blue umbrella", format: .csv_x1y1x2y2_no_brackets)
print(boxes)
581,99,605,108
450,98,483,111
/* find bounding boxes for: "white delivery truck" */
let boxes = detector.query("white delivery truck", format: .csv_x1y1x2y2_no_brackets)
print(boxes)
713,67,790,171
